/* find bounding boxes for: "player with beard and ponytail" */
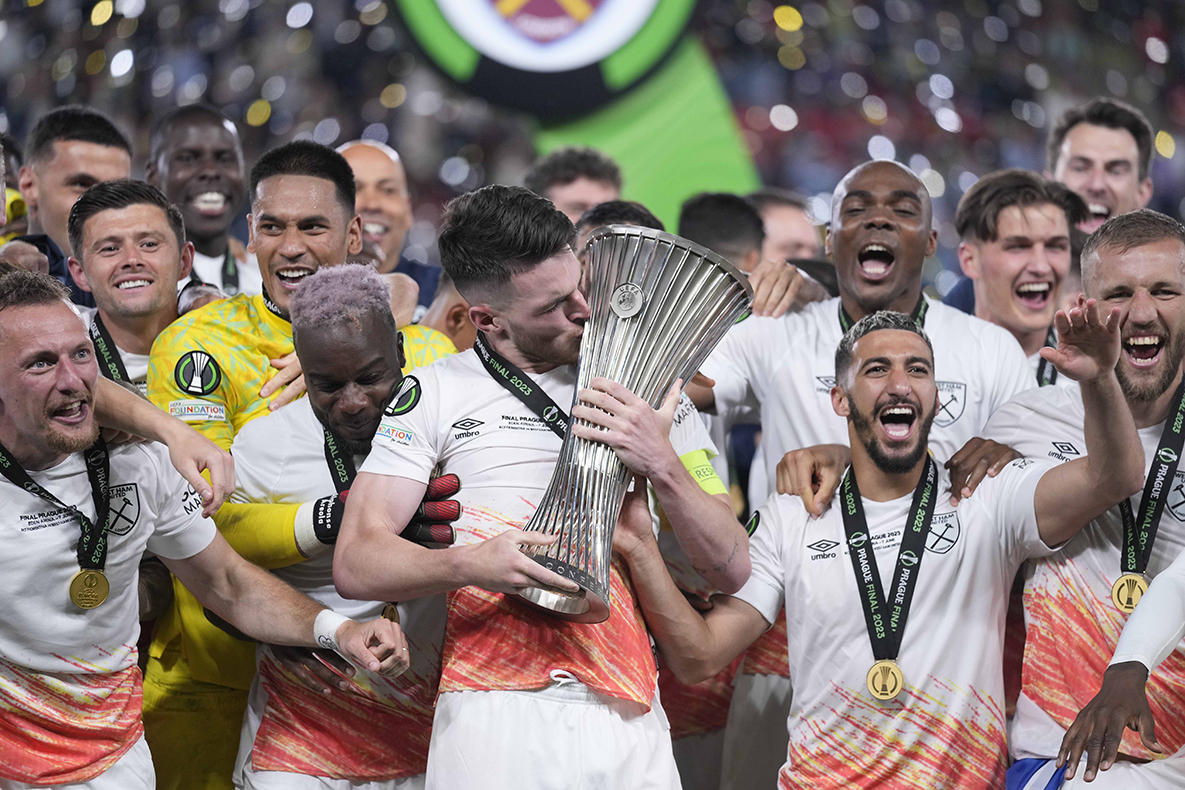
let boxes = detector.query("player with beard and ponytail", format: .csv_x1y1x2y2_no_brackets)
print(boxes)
981,210,1185,790
616,305,1140,790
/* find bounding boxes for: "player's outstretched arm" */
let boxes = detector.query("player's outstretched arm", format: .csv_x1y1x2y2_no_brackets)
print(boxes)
573,379,750,592
163,531,409,676
334,471,580,601
93,377,234,517
1033,297,1144,545
613,478,768,684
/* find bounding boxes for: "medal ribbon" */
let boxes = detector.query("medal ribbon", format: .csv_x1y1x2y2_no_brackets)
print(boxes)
322,429,357,496
1117,377,1185,575
0,437,111,573
473,331,569,440
839,295,928,334
840,455,939,662
1036,326,1059,387
88,314,131,383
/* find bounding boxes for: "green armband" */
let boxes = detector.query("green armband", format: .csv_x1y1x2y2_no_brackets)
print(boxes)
680,448,727,496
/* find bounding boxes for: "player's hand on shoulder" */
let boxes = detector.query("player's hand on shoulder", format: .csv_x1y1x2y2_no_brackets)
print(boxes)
262,351,306,410
335,617,410,677
944,437,1020,507
571,378,682,477
1058,661,1162,782
461,529,581,596
271,644,356,693
1042,295,1122,383
749,257,802,318
776,444,850,517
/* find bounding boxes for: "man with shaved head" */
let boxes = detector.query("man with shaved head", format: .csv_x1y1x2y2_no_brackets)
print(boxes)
688,159,1033,789
338,140,439,306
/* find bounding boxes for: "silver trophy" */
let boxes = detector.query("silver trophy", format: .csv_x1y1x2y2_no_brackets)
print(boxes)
514,225,753,623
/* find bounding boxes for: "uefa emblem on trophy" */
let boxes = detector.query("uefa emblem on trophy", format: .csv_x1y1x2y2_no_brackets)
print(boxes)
514,225,753,623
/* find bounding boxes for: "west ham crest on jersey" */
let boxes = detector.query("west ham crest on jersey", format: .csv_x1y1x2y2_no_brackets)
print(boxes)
926,512,960,554
106,483,141,536
933,382,967,428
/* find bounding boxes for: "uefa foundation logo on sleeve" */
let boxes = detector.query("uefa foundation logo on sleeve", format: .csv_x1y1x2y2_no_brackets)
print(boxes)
393,0,697,118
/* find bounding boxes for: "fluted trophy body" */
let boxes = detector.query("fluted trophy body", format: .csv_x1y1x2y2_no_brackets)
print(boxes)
514,225,753,623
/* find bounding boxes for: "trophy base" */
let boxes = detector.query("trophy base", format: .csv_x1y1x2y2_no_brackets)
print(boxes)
512,557,610,624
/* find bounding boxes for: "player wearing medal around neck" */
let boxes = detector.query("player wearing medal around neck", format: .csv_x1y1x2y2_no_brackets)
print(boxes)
141,141,369,790
954,169,1089,389
63,179,194,396
615,302,1141,790
974,210,1185,790
686,159,1034,790
333,185,747,790
146,104,263,299
224,264,458,790
0,270,408,790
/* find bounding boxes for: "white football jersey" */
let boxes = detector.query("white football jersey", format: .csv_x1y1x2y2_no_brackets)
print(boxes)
77,306,150,394
183,249,264,296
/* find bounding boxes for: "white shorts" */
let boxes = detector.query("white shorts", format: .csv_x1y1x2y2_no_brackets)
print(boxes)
425,673,679,790
0,735,154,790
239,762,424,790
719,673,792,790
672,729,726,790
1012,753,1185,790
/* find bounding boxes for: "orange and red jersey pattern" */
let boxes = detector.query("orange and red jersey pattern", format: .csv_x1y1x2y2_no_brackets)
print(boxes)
742,607,791,677
0,659,143,784
779,683,1007,789
251,644,438,780
438,506,657,707
1021,557,1185,758
659,656,742,740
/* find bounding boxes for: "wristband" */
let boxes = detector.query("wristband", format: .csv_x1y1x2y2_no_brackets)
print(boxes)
293,501,333,558
313,609,351,654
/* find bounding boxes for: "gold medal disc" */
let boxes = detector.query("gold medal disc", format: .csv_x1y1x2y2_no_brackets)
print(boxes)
381,603,401,624
69,569,109,610
866,659,904,700
1112,573,1148,613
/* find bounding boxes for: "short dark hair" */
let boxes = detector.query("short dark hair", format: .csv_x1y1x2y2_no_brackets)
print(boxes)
0,269,71,314
438,185,575,299
0,132,24,167
678,192,765,264
26,105,132,164
149,104,240,163
747,187,809,214
249,140,356,214
1047,98,1154,181
1081,208,1185,287
575,200,664,235
524,146,622,197
955,169,1088,243
68,179,186,259
835,310,934,388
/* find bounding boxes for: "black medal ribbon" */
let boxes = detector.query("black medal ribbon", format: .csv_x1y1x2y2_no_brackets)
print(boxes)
88,314,130,384
473,331,569,440
1117,377,1185,575
322,429,357,496
839,295,928,334
0,437,111,574
840,455,939,662
1036,326,1059,387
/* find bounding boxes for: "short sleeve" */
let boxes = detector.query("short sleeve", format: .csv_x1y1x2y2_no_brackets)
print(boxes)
670,395,718,458
147,322,236,451
141,445,217,560
984,325,1036,414
729,496,791,626
976,457,1058,564
981,390,1030,446
359,370,442,483
699,320,765,425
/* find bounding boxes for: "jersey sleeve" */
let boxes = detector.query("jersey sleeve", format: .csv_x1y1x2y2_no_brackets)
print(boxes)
358,370,442,483
670,395,727,497
699,320,764,426
141,445,218,560
1110,548,1185,672
975,457,1059,564
980,389,1032,446
982,325,1036,419
728,496,791,627
147,321,237,451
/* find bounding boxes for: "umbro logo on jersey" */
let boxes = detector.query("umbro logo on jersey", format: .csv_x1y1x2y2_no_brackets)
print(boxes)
174,351,222,396
453,418,484,438
105,483,140,536
816,376,837,390
933,382,967,427
926,512,961,554
1052,442,1080,456
806,539,838,553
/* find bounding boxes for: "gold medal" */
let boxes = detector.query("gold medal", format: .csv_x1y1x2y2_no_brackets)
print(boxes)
69,569,109,610
866,659,904,701
382,603,401,624
1112,573,1148,613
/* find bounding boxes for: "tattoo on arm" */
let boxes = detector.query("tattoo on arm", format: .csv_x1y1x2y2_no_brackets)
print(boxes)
693,536,739,576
